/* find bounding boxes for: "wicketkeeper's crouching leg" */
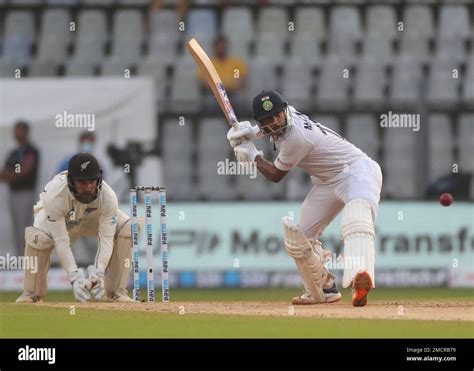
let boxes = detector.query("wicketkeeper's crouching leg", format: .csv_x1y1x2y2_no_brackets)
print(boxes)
15,227,53,303
102,216,134,302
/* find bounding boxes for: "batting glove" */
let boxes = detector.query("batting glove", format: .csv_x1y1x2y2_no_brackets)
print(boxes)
234,142,263,163
227,121,261,148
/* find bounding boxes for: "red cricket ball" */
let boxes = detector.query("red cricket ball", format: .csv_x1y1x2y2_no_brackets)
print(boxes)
440,193,453,206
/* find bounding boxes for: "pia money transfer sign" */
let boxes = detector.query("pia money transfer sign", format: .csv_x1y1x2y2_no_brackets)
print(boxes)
120,202,473,271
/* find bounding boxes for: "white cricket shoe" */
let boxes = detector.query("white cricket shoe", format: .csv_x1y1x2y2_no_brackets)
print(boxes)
104,289,134,303
15,291,43,303
291,283,342,305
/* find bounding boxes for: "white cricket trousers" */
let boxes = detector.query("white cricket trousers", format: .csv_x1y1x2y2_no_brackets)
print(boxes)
299,157,383,239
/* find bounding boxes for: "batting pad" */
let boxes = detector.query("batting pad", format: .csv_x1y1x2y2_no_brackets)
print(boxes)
341,199,376,288
282,217,325,303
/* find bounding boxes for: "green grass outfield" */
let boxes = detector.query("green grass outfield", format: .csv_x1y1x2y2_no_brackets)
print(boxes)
0,288,473,338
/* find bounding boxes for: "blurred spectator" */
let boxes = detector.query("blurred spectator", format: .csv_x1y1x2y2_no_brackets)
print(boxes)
0,121,40,256
198,35,248,111
57,132,100,173
199,35,248,95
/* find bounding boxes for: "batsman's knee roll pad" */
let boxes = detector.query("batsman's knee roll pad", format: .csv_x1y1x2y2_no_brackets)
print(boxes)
25,226,54,251
341,199,375,238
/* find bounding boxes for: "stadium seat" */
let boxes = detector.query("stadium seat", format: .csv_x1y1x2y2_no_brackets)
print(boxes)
280,57,313,111
72,10,108,63
366,5,397,41
186,9,218,47
222,7,254,45
364,6,397,65
353,56,386,110
289,34,321,67
100,58,132,76
149,9,181,45
83,0,114,5
64,59,96,76
462,57,474,108
46,0,80,5
148,37,179,65
435,5,470,63
2,35,31,66
169,56,201,113
40,8,72,43
0,57,18,77
293,7,325,40
327,6,362,59
28,60,58,76
383,129,420,198
254,34,286,65
242,57,278,109
10,0,41,5
4,11,35,65
426,58,460,109
198,118,236,200
390,55,422,108
137,58,167,102
161,118,197,200
345,114,379,162
399,5,434,62
316,55,351,112
458,115,474,173
257,7,289,38
427,115,455,183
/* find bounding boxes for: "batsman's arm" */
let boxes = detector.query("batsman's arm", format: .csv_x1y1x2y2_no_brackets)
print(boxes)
256,155,288,183
95,191,119,271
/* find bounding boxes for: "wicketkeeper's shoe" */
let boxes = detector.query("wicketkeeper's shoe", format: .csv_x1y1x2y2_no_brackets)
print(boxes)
351,271,373,307
291,283,342,305
104,289,134,303
15,291,43,303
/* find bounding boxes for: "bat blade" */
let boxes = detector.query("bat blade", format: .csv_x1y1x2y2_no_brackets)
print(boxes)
186,38,239,128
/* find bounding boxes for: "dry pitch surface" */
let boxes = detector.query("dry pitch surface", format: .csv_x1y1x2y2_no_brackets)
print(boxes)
38,299,473,321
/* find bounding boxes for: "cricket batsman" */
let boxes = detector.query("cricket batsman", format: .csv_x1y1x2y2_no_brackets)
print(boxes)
227,90,383,307
16,153,134,303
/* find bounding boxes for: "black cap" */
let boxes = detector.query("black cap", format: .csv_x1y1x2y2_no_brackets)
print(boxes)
68,153,101,181
252,90,288,121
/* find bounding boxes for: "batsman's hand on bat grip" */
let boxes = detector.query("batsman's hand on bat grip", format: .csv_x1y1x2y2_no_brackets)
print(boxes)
234,142,263,163
227,121,260,148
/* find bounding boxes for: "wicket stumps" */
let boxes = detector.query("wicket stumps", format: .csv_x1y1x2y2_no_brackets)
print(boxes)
129,186,169,302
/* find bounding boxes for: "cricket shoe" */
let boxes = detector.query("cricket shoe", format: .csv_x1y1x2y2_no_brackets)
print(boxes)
104,289,134,303
15,291,43,303
352,271,373,307
291,283,342,305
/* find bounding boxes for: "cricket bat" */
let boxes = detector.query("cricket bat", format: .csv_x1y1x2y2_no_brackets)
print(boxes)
186,38,239,128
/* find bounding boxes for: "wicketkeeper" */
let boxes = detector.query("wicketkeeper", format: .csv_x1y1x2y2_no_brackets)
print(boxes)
227,90,383,307
16,153,134,303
